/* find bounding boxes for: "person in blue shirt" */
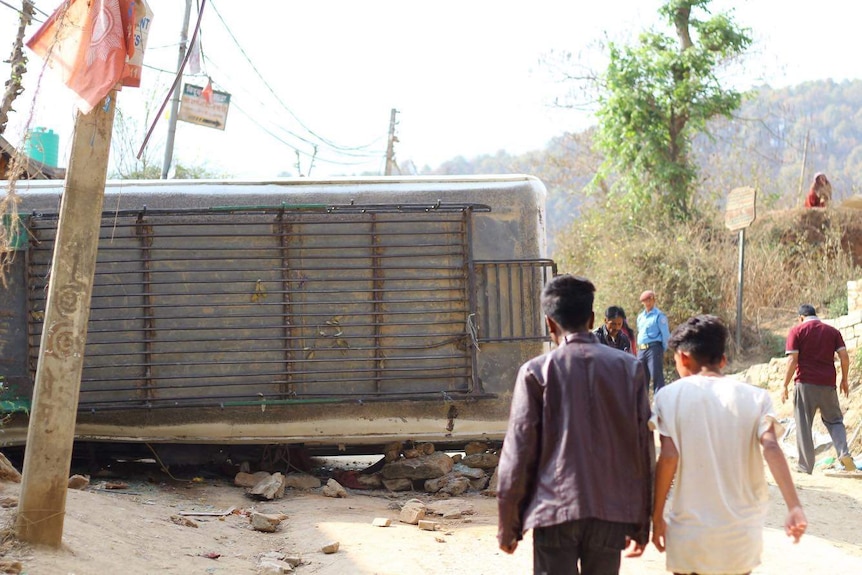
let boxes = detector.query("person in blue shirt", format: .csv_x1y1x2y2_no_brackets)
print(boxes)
636,290,671,394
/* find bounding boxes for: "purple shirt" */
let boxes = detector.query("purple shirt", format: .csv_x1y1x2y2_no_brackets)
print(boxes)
496,331,652,546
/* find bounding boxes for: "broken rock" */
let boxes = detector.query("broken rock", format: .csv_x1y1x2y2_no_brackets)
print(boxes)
321,541,340,554
251,512,285,533
382,451,453,480
382,477,413,492
258,559,293,574
283,472,321,490
67,474,90,490
399,499,426,524
461,452,499,470
322,478,348,498
235,471,272,488
464,441,489,456
372,517,392,527
249,472,286,500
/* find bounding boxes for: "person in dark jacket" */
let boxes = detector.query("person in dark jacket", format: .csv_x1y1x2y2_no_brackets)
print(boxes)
594,305,632,353
497,274,653,574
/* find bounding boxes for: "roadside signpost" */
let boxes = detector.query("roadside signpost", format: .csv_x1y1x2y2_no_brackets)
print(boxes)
178,83,230,130
725,186,757,351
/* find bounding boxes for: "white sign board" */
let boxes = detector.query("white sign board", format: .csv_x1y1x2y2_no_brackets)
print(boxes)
178,84,230,130
725,186,757,231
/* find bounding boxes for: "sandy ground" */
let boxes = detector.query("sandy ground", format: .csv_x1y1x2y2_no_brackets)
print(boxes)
0,459,861,575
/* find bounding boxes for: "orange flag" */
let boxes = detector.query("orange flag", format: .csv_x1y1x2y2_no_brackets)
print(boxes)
27,0,133,113
202,77,214,105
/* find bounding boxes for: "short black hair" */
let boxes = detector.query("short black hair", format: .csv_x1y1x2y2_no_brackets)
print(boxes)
541,274,595,331
668,314,727,365
798,304,816,317
605,306,624,320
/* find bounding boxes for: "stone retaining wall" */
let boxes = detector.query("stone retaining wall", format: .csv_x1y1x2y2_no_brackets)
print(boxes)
822,278,862,351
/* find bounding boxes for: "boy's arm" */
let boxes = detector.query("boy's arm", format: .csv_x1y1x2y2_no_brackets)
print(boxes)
651,434,678,553
761,421,807,543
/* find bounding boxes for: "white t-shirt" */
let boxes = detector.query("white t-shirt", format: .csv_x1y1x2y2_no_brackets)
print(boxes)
650,374,777,575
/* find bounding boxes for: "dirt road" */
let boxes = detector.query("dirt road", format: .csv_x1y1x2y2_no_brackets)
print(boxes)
1,461,861,575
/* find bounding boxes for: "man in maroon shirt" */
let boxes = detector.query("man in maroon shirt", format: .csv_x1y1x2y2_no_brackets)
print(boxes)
781,304,855,473
497,274,652,573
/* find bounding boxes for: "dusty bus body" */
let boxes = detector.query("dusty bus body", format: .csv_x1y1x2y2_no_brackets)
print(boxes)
0,176,555,451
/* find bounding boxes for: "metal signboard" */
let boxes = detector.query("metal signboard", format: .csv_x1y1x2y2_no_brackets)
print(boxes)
178,84,230,130
725,186,757,231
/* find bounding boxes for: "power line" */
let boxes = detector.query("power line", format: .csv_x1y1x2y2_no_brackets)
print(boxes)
208,0,380,153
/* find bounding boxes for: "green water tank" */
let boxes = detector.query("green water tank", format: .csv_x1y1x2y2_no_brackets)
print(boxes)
26,127,59,167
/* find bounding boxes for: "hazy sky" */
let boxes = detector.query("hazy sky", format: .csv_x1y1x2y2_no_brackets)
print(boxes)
1,0,861,178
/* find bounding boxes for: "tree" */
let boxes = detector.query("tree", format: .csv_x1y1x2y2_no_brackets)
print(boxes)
594,0,751,222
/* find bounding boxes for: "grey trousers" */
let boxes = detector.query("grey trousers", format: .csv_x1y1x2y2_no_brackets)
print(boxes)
794,382,849,473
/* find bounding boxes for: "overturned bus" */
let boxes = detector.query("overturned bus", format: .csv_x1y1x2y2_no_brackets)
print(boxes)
0,176,555,452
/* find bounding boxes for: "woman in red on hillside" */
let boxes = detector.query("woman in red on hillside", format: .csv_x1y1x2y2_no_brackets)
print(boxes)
804,172,832,208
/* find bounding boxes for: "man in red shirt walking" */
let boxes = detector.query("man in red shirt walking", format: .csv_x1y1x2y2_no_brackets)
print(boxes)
781,304,856,473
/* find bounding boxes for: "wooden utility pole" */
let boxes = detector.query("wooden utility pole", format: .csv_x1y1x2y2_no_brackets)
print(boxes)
161,0,193,179
16,90,117,547
384,108,398,175
796,129,810,207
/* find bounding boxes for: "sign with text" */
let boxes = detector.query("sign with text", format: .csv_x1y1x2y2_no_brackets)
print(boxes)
178,84,230,130
725,186,757,231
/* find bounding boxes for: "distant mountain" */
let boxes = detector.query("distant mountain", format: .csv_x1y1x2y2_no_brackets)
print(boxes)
416,79,862,249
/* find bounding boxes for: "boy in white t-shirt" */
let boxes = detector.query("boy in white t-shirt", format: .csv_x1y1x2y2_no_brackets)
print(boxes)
651,315,807,575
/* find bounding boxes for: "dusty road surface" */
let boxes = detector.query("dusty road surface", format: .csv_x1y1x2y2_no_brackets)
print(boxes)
1,459,861,575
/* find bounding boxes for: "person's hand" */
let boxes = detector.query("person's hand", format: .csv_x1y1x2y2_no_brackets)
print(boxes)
651,514,667,552
781,384,791,403
499,540,518,554
623,536,646,557
786,505,807,543
840,379,849,398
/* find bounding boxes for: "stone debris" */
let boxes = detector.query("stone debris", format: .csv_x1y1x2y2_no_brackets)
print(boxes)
235,471,273,488
452,463,486,480
383,441,402,462
382,477,413,492
483,468,499,496
418,519,440,531
67,474,90,490
399,499,426,524
248,472,285,500
464,441,489,456
381,451,453,480
426,498,476,518
321,541,340,554
257,559,294,574
250,512,287,533
0,453,21,483
372,517,392,527
322,478,348,498
283,472,321,490
170,515,199,528
424,474,471,496
461,452,500,470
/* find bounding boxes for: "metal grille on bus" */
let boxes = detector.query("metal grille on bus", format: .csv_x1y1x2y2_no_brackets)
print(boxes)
25,210,474,410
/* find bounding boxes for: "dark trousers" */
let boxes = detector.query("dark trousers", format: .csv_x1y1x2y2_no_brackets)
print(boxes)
637,342,665,394
532,518,632,575
794,382,849,473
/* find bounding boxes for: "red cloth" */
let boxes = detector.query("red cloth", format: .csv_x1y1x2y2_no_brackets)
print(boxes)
804,189,823,208
786,317,846,386
27,0,139,113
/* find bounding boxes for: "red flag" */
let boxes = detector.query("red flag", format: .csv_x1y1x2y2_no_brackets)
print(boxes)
202,78,213,105
27,0,132,113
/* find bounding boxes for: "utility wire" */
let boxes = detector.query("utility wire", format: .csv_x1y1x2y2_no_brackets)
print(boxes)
0,0,43,23
202,54,385,161
208,0,380,153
